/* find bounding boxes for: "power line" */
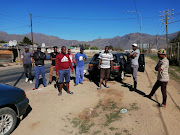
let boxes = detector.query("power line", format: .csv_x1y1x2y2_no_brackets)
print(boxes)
34,16,137,21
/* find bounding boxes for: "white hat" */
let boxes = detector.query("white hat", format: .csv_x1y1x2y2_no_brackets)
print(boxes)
132,43,138,47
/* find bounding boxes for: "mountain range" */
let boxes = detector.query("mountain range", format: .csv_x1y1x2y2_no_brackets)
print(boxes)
0,31,178,50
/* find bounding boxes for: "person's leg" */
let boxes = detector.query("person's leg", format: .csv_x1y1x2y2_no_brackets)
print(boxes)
35,66,40,89
24,64,28,78
64,70,71,93
79,66,84,83
98,68,105,88
40,66,47,87
28,64,33,81
149,81,161,97
49,65,54,83
161,82,168,105
75,66,80,85
105,68,110,87
132,65,138,89
59,70,64,93
55,66,59,82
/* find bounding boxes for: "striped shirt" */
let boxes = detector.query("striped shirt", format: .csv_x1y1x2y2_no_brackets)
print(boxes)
157,57,169,82
99,52,113,68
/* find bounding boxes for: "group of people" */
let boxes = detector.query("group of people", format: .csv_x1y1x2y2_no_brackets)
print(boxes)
21,45,87,95
22,44,169,107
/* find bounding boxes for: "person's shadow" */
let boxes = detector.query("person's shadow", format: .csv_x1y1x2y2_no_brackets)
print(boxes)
84,74,99,87
120,81,160,105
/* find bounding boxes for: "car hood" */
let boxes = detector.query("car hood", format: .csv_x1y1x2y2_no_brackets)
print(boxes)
0,84,23,93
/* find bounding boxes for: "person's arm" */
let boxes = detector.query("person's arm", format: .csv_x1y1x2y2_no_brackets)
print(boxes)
98,59,101,69
50,53,56,60
55,55,59,74
84,54,87,62
21,54,24,67
40,53,46,60
31,57,34,68
110,60,113,70
75,54,77,66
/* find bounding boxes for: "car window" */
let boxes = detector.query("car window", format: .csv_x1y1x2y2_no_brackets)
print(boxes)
113,55,118,62
92,54,100,61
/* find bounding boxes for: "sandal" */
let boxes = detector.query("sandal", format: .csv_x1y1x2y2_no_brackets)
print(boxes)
68,91,73,94
159,104,166,107
105,85,109,88
58,92,62,96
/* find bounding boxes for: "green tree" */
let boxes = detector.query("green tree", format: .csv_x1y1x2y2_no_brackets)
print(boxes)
170,31,180,43
90,46,98,50
109,45,114,50
0,40,6,43
21,37,32,45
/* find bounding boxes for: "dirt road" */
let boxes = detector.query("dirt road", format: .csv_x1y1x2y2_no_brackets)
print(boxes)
12,57,180,135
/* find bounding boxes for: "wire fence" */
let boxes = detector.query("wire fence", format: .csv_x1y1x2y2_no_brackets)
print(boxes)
168,42,180,65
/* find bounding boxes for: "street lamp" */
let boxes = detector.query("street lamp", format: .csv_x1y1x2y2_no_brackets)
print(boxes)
127,10,142,52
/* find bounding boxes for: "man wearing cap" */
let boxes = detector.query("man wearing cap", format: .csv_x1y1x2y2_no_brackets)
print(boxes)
128,43,140,90
144,49,169,107
33,45,47,90
21,46,34,84
74,47,87,86
48,46,59,84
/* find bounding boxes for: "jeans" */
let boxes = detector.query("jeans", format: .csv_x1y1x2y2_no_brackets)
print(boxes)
24,64,32,80
35,66,47,88
75,66,84,85
58,70,70,84
131,64,139,82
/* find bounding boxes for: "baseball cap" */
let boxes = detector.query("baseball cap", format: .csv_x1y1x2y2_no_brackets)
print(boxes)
37,45,41,49
132,43,138,47
80,46,85,50
25,46,29,49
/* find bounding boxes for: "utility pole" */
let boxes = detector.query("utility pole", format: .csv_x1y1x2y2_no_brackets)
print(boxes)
159,9,174,53
30,13,33,46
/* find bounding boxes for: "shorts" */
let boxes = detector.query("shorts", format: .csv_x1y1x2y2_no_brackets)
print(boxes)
100,68,110,79
58,69,70,84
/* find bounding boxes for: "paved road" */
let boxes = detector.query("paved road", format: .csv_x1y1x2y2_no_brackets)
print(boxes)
0,58,92,91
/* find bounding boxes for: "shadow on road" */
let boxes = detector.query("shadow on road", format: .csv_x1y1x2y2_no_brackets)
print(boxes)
120,81,160,105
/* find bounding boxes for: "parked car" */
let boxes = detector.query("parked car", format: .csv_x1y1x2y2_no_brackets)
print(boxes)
88,52,145,81
88,53,128,81
0,84,29,135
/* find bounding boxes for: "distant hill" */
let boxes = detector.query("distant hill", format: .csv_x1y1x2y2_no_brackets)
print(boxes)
0,31,178,50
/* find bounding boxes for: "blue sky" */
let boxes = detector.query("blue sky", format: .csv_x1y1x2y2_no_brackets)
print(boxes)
0,0,180,41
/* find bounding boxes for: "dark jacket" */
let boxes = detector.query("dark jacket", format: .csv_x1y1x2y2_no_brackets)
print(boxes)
33,51,46,66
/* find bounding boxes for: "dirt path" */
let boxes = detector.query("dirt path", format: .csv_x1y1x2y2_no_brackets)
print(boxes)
12,57,180,135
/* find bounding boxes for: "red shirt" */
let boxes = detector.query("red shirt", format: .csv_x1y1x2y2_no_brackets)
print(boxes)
55,53,73,73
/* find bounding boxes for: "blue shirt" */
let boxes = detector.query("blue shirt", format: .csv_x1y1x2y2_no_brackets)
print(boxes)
75,53,87,67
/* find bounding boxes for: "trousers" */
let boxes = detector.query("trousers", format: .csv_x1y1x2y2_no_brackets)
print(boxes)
75,66,84,85
35,66,47,88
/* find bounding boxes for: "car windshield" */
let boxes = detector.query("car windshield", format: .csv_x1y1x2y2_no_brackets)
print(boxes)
92,53,117,62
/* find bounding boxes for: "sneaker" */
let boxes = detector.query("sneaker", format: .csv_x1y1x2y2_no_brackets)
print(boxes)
105,85,109,88
79,82,83,84
33,88,37,90
74,84,78,86
29,80,33,84
97,87,101,90
159,104,166,107
25,78,28,83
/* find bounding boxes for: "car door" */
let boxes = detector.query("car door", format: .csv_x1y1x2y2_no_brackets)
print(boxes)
138,54,145,72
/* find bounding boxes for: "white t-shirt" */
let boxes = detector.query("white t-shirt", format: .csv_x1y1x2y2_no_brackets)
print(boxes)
130,49,140,65
99,52,113,68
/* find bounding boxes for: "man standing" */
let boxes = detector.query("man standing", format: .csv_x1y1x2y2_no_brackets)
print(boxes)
67,49,75,68
144,49,169,107
56,46,74,96
33,45,47,90
21,46,34,84
128,43,140,90
97,46,113,90
48,46,59,84
74,47,87,86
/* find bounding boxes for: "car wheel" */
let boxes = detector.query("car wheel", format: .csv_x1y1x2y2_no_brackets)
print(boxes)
0,107,17,135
